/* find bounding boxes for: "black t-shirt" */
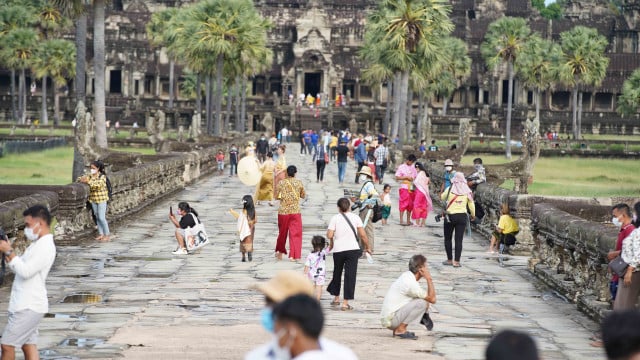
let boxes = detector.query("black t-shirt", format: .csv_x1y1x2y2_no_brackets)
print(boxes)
256,139,269,154
179,213,197,229
336,145,349,162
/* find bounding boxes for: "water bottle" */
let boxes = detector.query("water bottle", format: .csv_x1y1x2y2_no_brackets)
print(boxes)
365,252,374,264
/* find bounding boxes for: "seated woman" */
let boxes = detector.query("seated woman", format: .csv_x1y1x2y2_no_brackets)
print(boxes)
169,201,206,255
488,203,519,254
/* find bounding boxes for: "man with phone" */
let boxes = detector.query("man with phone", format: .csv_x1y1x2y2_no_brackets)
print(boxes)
0,205,57,360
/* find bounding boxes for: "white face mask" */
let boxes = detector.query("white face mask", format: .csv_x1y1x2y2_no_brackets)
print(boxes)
24,224,39,241
271,328,295,360
445,166,453,172
612,217,622,228
90,169,98,175
359,175,369,182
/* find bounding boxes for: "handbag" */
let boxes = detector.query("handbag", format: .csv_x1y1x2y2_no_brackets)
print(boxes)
609,255,629,278
324,151,329,163
340,213,362,251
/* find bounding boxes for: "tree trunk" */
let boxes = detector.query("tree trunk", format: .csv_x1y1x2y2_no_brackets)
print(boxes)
19,69,25,124
406,86,413,141
42,76,48,125
93,0,108,148
505,61,514,159
424,96,432,145
391,72,401,139
205,75,212,135
225,80,232,132
397,70,409,144
168,60,174,109
75,13,87,103
234,76,241,131
214,54,224,135
196,73,202,117
383,80,392,135
10,69,17,122
417,92,424,139
443,96,449,116
535,88,541,121
577,91,583,140
54,87,61,126
241,77,247,133
571,87,578,140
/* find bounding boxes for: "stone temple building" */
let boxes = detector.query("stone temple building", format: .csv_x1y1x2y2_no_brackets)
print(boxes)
1,0,640,135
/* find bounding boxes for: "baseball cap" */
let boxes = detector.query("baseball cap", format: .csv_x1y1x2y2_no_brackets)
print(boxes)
251,271,314,303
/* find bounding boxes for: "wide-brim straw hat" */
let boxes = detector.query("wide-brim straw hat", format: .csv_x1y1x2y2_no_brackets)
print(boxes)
357,166,374,178
250,270,314,303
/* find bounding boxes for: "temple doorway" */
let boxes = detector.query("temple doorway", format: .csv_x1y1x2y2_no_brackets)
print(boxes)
304,72,321,96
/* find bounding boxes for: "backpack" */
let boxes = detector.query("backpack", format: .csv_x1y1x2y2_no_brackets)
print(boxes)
105,176,113,202
360,181,383,223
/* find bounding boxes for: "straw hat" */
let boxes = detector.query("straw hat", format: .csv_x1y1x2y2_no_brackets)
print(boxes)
357,166,373,178
444,159,454,166
251,270,314,303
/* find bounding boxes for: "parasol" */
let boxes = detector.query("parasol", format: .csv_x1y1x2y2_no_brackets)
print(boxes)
237,157,261,186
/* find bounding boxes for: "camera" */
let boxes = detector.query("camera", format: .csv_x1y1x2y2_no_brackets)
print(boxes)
434,213,448,223
351,200,362,211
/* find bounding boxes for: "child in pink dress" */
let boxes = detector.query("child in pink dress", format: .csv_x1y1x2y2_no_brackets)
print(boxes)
303,236,328,300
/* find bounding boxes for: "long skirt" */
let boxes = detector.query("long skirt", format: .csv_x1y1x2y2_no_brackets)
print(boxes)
398,188,414,212
411,190,432,220
256,170,274,201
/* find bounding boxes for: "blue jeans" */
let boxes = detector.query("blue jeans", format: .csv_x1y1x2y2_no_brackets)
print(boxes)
610,280,618,300
338,162,347,183
229,163,237,175
91,202,110,236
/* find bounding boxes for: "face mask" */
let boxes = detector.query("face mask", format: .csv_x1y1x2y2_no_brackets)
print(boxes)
612,217,622,228
260,308,274,333
24,224,39,241
445,166,453,172
271,328,295,360
359,175,369,182
90,169,98,175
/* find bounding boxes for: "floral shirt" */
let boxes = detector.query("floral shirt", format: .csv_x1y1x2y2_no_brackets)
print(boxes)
622,228,640,271
277,177,305,215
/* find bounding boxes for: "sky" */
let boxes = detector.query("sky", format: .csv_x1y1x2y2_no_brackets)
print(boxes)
545,0,556,4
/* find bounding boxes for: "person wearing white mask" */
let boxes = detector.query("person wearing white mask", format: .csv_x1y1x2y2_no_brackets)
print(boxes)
439,159,457,195
78,160,111,241
0,205,56,360
354,166,378,252
607,204,635,300
246,271,357,360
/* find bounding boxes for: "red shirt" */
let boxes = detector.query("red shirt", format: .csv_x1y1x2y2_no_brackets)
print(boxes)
216,154,225,161
613,223,635,282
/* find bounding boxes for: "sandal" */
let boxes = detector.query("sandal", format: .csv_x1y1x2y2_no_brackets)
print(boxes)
442,260,453,266
394,332,418,340
453,263,462,268
341,304,353,311
330,300,341,306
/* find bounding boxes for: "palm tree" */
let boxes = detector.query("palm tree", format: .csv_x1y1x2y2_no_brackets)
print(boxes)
616,68,640,116
362,0,453,143
436,37,471,115
51,0,87,104
32,39,76,126
93,0,107,148
516,34,561,122
0,5,37,122
481,17,531,159
1,28,39,124
557,26,609,140
146,8,179,109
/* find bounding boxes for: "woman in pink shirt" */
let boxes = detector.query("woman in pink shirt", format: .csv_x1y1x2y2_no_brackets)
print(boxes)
395,154,417,225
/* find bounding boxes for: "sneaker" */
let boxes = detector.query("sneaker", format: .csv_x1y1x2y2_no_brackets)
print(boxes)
420,312,434,331
172,248,188,255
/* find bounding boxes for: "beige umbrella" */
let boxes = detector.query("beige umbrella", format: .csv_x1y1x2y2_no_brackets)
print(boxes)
237,157,261,186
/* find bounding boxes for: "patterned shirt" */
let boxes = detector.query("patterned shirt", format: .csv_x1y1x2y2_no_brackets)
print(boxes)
374,145,389,166
88,174,109,204
622,228,640,271
277,177,305,215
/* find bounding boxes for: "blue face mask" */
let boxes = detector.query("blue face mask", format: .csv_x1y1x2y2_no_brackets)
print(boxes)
260,308,274,333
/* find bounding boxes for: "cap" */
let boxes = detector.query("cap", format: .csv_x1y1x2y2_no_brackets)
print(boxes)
444,159,454,166
357,166,373,178
364,136,372,143
251,270,314,303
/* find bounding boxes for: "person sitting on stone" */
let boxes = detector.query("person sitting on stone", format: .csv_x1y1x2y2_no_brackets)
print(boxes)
466,157,486,189
488,203,519,254
485,330,539,360
380,254,436,340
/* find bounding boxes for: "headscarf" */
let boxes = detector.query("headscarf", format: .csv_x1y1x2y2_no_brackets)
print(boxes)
450,172,473,201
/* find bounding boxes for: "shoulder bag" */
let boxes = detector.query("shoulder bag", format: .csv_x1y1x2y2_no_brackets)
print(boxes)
609,255,629,278
340,213,362,251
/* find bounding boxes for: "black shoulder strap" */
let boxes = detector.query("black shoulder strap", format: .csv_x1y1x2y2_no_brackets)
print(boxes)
359,180,374,199
340,213,358,240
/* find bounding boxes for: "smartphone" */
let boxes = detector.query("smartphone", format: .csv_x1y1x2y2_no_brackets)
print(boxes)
170,206,173,215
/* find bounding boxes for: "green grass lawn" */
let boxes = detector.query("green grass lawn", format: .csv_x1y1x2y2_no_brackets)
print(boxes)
0,146,156,185
461,154,640,197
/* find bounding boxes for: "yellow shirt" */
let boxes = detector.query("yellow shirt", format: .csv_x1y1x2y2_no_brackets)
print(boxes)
441,188,475,217
330,136,338,148
498,215,519,234
88,174,109,204
277,177,306,215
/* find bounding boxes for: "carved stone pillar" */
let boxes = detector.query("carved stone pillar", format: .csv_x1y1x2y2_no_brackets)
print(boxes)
295,68,303,97
355,78,360,102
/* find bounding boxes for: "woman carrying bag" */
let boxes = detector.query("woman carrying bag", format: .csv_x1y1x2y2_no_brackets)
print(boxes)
441,172,475,268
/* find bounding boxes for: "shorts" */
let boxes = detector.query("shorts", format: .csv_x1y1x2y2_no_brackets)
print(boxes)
1,309,44,347
382,205,391,219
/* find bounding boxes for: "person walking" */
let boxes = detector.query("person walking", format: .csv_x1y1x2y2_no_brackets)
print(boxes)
79,160,111,241
411,162,432,227
354,137,367,184
275,166,306,261
229,195,256,262
335,140,350,185
255,152,275,206
374,140,389,184
355,166,378,252
0,205,56,360
395,154,417,226
326,198,372,311
273,145,287,199
229,144,239,177
380,254,436,340
441,172,475,267
312,141,327,182
303,236,329,301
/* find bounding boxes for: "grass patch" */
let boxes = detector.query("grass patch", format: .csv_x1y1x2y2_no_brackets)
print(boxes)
462,154,639,197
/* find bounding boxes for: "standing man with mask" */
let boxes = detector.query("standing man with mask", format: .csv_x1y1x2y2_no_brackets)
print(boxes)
256,134,269,163
440,159,457,194
0,205,56,360
246,271,357,360
354,138,367,184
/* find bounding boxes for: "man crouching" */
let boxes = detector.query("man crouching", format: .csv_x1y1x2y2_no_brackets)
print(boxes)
380,254,436,340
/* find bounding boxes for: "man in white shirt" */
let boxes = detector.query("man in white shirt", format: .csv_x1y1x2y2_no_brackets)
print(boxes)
0,205,57,359
380,254,436,340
